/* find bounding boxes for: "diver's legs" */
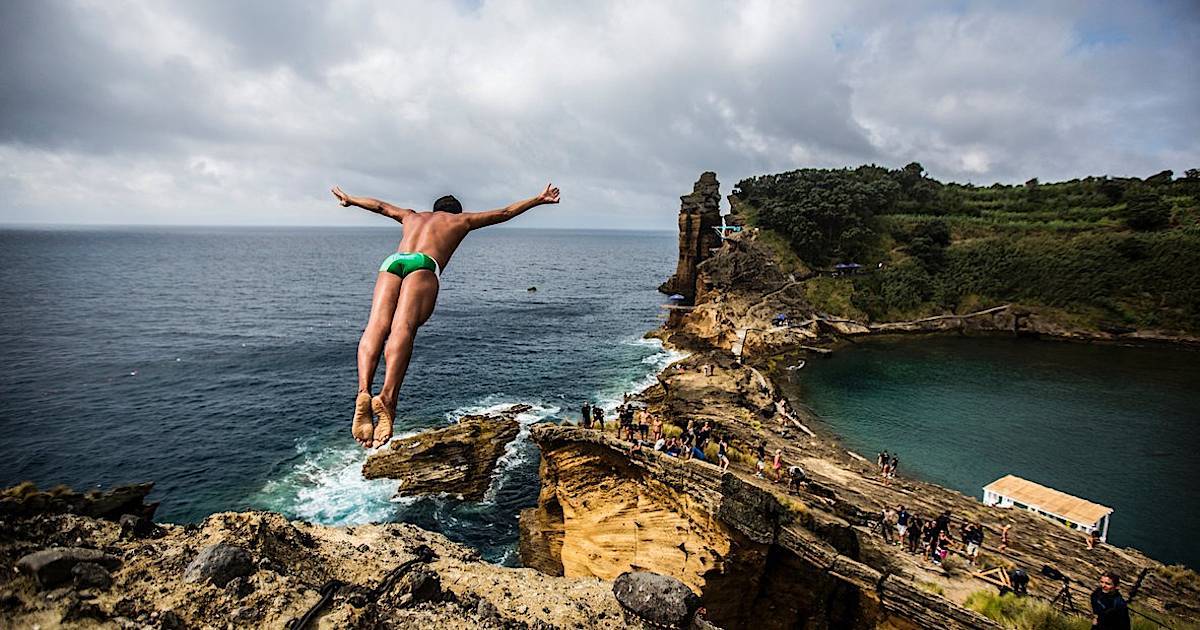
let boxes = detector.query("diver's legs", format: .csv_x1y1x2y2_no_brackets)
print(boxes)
372,271,439,448
353,271,402,447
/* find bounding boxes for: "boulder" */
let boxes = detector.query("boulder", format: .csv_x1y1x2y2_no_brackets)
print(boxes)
71,562,113,590
183,543,254,587
16,547,121,588
363,406,526,501
612,571,701,629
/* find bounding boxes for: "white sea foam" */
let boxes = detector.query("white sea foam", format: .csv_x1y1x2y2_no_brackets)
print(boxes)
446,399,560,505
594,337,689,414
259,338,687,528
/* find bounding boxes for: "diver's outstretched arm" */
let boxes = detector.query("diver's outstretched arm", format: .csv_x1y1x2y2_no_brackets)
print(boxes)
332,186,415,222
464,183,559,230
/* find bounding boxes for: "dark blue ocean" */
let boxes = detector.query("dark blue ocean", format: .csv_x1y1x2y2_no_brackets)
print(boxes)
0,226,680,563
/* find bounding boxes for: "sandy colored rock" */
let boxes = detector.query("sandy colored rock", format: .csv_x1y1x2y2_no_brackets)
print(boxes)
0,494,625,629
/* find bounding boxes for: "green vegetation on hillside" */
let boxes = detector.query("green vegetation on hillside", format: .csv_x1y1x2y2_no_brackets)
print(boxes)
963,590,1194,630
733,165,1200,332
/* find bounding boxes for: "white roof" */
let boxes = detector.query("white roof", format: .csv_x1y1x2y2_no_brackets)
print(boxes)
984,474,1113,525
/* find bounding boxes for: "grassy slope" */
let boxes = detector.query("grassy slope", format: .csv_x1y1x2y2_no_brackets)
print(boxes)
734,173,1200,333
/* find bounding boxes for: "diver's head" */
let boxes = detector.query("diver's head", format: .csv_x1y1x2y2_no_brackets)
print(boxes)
433,195,462,214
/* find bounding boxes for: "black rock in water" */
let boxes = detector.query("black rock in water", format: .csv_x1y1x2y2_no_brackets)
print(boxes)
183,543,254,587
612,571,701,629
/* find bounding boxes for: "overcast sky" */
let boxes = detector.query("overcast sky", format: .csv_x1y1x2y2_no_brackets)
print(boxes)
1,1,1197,229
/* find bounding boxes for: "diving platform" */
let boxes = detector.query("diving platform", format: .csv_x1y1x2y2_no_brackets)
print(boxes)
983,474,1113,542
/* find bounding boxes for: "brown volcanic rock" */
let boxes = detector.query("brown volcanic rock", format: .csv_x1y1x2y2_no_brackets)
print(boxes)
362,404,526,500
0,492,623,629
0,481,158,522
660,172,725,303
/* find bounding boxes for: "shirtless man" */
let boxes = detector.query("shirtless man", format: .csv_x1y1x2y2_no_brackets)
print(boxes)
331,183,561,448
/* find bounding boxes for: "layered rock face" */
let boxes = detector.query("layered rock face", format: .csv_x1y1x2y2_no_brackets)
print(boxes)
660,172,726,304
363,405,525,500
520,425,999,629
0,483,624,629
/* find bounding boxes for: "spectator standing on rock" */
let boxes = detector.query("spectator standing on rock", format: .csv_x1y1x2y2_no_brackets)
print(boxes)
999,523,1011,552
935,510,951,538
1090,571,1131,630
878,450,888,471
581,401,592,429
881,507,897,544
896,505,910,540
696,421,713,449
593,406,605,432
889,454,899,478
771,449,784,481
966,523,984,564
717,437,731,472
651,417,663,442
907,515,924,554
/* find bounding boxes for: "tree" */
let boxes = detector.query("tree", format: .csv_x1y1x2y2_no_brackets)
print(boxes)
752,168,897,265
1145,170,1173,185
1098,178,1125,205
907,219,951,270
1121,191,1171,231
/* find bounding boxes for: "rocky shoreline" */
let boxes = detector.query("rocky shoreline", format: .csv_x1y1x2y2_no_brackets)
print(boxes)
3,172,1197,629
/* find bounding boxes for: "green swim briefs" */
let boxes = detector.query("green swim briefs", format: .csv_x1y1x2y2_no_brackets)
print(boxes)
379,252,441,279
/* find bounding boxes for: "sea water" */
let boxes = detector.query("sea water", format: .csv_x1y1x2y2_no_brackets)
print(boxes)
793,336,1200,570
0,226,679,563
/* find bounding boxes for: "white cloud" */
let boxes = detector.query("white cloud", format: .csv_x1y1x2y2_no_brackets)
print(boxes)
0,0,1196,227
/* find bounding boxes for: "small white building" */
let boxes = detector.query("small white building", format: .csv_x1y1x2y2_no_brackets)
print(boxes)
983,474,1113,542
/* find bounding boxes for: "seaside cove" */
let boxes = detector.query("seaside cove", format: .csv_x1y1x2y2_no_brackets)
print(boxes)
785,335,1200,570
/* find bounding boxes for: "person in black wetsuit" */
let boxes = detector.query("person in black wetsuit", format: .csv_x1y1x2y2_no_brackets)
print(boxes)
1090,571,1131,630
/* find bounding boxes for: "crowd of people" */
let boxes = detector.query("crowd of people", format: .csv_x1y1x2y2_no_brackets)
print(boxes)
578,400,809,480
877,505,989,567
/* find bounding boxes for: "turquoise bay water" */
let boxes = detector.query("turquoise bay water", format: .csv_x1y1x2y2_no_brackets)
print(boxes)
795,336,1200,569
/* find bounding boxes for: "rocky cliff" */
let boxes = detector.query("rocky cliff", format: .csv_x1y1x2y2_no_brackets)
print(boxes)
520,425,999,630
363,405,525,501
519,172,1200,629
659,172,726,304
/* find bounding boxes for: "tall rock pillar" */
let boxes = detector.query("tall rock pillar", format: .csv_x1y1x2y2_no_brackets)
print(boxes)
659,172,723,304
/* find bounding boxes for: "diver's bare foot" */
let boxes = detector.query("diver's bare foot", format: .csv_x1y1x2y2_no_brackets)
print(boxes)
352,391,374,448
371,396,395,449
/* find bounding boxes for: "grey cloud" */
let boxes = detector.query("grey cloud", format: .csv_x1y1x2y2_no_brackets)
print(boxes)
0,1,1196,228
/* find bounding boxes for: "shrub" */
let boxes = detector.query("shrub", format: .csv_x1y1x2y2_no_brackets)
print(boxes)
916,580,945,596
1122,191,1171,231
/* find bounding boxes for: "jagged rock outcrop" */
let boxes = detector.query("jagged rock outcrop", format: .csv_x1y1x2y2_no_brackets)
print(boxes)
660,172,726,304
0,481,158,522
0,484,624,629
363,404,526,500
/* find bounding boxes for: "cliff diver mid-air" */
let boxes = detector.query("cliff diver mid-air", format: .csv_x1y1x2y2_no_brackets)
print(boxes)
331,183,561,448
